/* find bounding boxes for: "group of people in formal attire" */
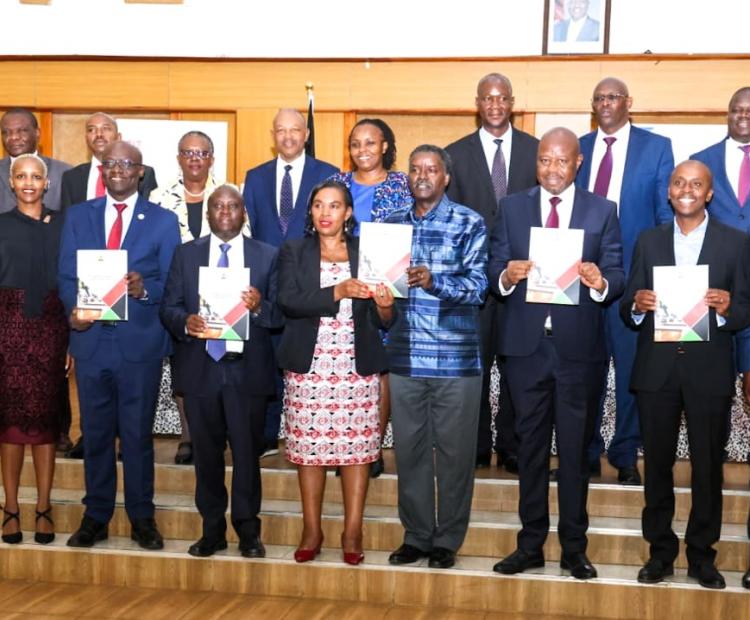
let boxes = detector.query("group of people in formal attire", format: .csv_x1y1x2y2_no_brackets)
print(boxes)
1,72,750,590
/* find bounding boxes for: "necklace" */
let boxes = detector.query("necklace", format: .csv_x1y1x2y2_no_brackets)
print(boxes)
183,186,205,198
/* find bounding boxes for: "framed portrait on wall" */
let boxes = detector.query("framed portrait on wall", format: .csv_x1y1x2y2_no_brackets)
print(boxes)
543,0,611,55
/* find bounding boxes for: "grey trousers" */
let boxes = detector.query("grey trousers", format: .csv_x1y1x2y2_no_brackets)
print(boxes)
389,373,482,552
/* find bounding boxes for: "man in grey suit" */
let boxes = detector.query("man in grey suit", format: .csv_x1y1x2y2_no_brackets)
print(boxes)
1,108,71,213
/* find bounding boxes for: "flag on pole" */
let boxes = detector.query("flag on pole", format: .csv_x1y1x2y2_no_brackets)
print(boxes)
305,87,315,157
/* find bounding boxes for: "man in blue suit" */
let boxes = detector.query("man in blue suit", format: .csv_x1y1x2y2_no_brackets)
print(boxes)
576,77,674,485
242,108,338,455
58,141,180,549
553,0,600,42
490,128,624,580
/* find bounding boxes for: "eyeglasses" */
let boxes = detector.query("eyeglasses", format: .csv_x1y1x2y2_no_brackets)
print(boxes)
592,94,628,104
101,159,141,170
479,95,513,105
179,149,213,160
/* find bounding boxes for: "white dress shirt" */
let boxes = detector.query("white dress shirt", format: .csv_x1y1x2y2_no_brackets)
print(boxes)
275,152,306,215
479,125,513,181
724,136,748,200
87,156,103,200
566,16,586,42
208,232,246,353
587,122,631,214
104,192,138,246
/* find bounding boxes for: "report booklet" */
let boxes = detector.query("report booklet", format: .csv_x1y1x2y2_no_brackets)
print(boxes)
198,266,250,341
526,227,584,305
653,264,709,342
358,222,413,298
76,249,128,321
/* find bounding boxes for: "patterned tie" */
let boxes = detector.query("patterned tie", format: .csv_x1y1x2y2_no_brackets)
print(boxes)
106,203,127,249
279,164,294,235
491,138,508,204
546,196,561,228
206,243,231,362
593,136,617,197
739,145,750,207
95,165,106,198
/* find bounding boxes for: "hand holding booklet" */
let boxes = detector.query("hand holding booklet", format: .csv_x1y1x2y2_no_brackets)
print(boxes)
653,264,709,342
358,222,413,298
525,227,584,305
76,249,128,321
198,266,250,341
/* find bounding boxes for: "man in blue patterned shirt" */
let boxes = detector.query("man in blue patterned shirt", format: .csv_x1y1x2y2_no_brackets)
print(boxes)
385,145,488,570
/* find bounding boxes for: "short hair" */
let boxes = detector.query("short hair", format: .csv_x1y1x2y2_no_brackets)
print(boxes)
207,183,243,206
10,152,47,177
476,73,513,97
304,179,356,237
1,108,38,129
729,86,750,108
408,144,453,177
179,130,214,153
350,118,398,171
87,112,119,131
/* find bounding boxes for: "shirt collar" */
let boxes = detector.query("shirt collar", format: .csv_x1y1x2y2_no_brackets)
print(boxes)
277,151,306,169
408,194,449,223
10,150,39,165
540,182,576,207
210,232,243,249
726,135,750,150
105,191,138,210
674,212,709,237
595,121,631,142
479,125,512,147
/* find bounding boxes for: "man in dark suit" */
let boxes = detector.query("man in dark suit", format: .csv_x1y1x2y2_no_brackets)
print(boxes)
242,108,338,455
446,73,539,473
490,128,624,580
161,185,281,558
553,0,600,42
58,141,180,550
577,77,674,485
61,112,158,210
620,160,750,590
1,108,71,213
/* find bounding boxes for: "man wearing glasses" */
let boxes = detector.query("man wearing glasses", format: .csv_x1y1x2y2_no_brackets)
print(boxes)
58,141,180,551
575,77,674,485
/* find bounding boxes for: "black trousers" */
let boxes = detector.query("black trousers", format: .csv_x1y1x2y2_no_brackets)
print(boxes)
505,337,605,554
477,295,519,459
184,358,267,542
637,359,730,567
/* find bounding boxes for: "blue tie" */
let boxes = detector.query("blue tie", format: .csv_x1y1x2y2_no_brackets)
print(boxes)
206,243,230,362
279,164,293,236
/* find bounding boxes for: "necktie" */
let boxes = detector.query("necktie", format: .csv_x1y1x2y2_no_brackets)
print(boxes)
95,165,106,198
491,138,508,204
206,243,231,362
279,164,293,235
546,196,561,228
107,203,127,249
739,145,750,207
593,136,617,197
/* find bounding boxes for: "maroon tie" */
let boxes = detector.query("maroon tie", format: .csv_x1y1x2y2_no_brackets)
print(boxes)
739,145,750,207
546,196,561,228
107,203,127,249
593,136,617,197
95,165,106,198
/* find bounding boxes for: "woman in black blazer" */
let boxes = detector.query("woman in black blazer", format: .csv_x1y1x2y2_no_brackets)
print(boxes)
277,180,394,565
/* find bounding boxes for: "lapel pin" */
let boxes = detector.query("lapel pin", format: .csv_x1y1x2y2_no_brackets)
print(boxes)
137,213,145,220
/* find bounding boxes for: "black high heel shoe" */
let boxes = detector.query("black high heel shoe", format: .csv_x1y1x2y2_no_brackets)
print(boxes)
2,508,22,544
34,507,55,545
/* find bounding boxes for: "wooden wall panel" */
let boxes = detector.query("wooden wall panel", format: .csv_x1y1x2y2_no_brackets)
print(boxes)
235,108,277,181
311,111,345,171
172,111,237,183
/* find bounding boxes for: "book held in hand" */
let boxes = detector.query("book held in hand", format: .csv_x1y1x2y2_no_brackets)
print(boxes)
76,249,128,321
358,222,413,298
526,227,584,305
198,266,250,340
653,264,709,342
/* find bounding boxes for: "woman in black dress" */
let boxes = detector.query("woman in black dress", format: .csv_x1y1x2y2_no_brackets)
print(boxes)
0,154,68,544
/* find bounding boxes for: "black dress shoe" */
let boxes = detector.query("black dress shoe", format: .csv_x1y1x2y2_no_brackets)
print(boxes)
549,468,559,482
589,461,602,477
742,567,750,589
174,441,193,465
502,455,519,474
560,552,597,579
239,534,266,558
188,537,227,557
388,543,430,565
493,548,545,574
66,437,84,459
67,515,108,547
617,466,641,486
130,518,164,550
687,563,726,589
475,452,492,469
428,547,456,569
637,558,674,583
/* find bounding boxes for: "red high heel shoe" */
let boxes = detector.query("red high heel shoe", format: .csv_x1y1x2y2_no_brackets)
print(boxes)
294,535,323,563
341,533,364,565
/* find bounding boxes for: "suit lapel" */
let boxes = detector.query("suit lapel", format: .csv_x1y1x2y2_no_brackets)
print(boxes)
529,187,543,228
696,217,718,266
713,139,744,209
0,159,12,201
88,197,107,248
577,133,594,187
569,188,586,229
469,132,496,201
121,196,149,250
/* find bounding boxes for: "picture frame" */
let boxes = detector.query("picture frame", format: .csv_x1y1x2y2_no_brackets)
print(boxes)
543,0,611,55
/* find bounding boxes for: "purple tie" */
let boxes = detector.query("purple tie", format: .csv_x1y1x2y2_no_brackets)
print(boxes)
593,136,617,197
279,164,293,235
206,243,230,362
491,138,508,204
546,196,560,228
739,145,750,207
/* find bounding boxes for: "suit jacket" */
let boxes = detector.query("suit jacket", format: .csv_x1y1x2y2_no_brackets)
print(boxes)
58,195,181,362
553,16,600,42
60,162,158,211
577,125,674,273
0,155,71,214
489,186,625,362
160,235,282,397
242,156,339,247
276,235,390,376
620,218,750,395
445,128,539,226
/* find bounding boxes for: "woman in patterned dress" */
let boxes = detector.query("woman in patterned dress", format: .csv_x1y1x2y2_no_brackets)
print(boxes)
277,180,394,565
329,118,413,476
